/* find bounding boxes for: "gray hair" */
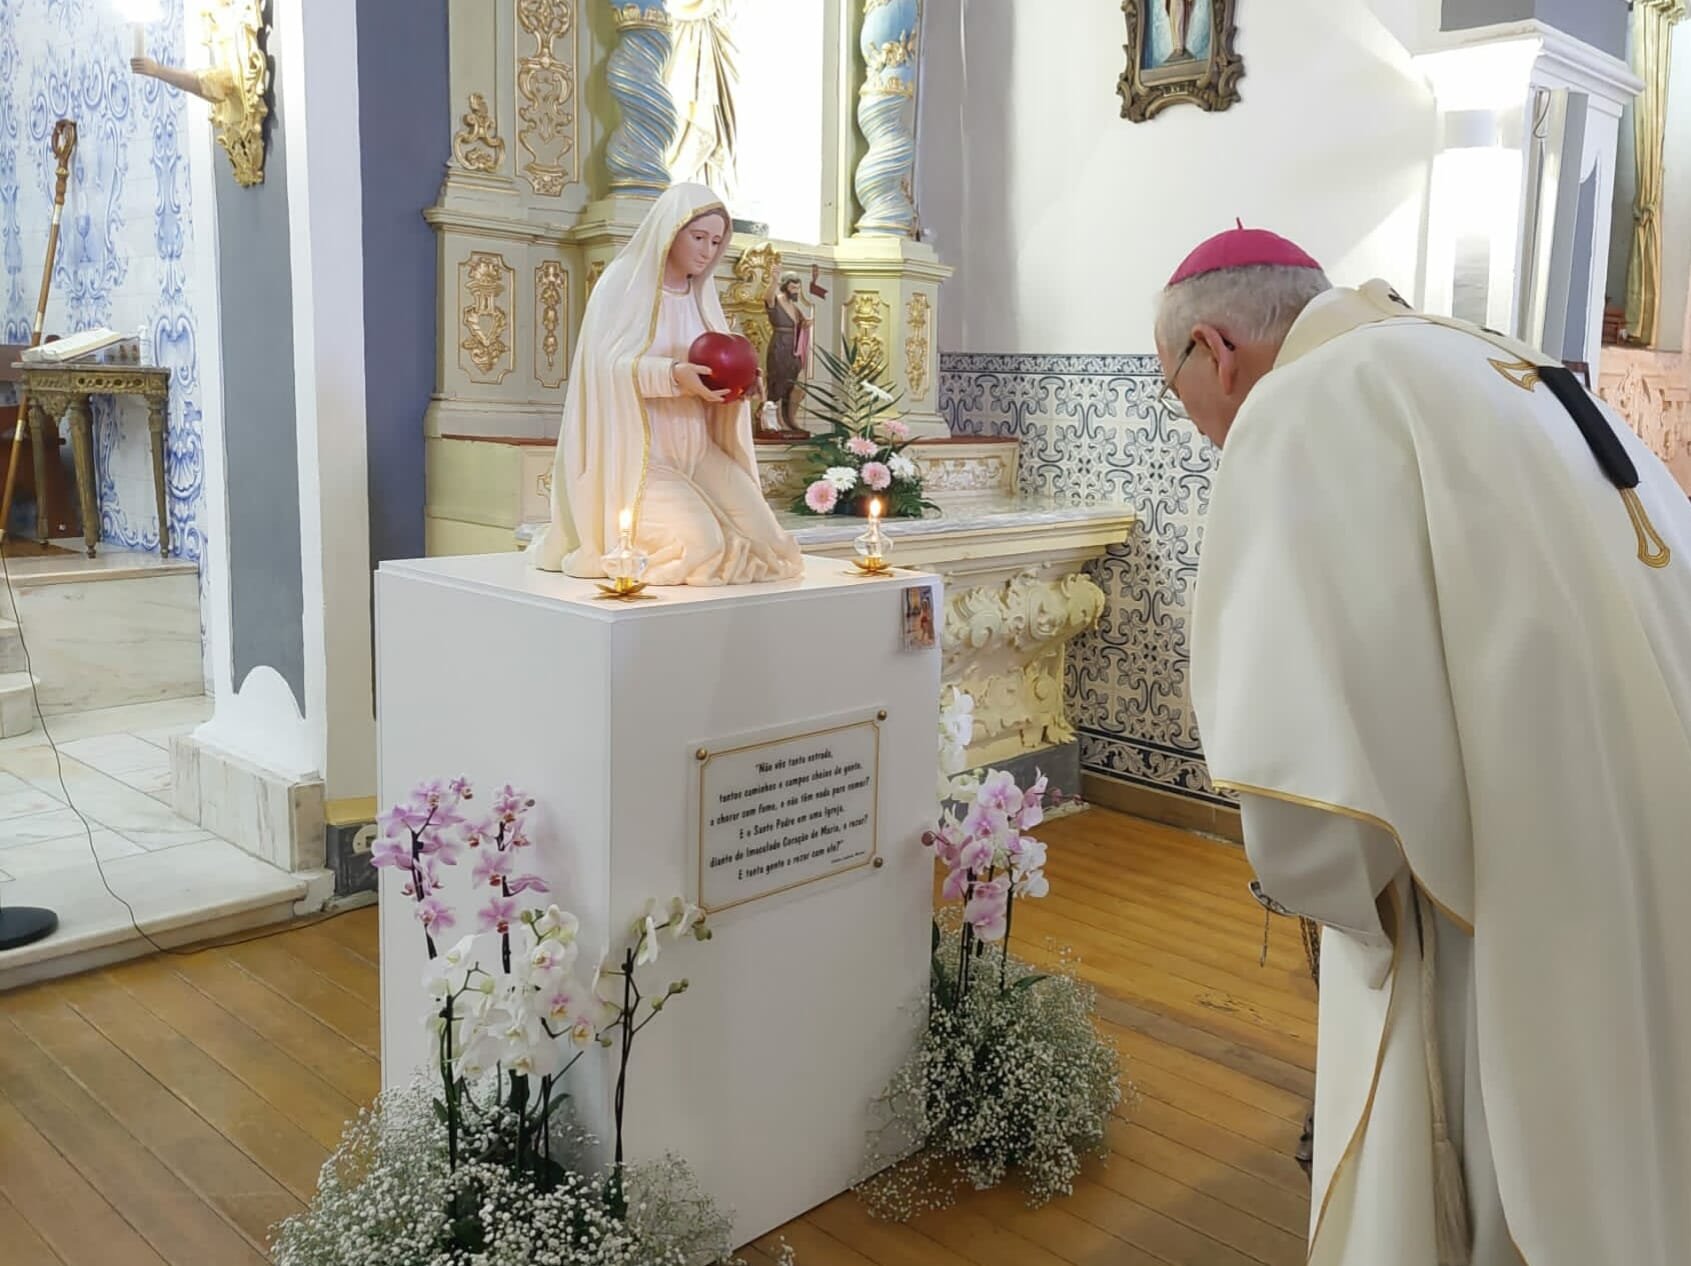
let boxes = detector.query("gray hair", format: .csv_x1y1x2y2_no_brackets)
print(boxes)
1155,264,1332,352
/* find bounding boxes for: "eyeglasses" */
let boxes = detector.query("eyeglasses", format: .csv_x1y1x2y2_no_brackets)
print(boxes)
1155,339,1197,410
1155,333,1236,413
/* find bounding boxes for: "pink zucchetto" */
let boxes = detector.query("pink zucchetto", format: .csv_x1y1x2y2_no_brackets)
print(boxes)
1167,219,1323,287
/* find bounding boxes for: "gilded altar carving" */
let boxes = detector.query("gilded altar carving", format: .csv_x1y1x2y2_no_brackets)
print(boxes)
863,31,919,98
905,292,932,399
1601,355,1691,494
918,452,1013,496
609,2,671,28
846,292,888,373
943,571,1108,762
459,252,516,382
454,92,505,173
535,260,569,388
198,0,270,187
586,260,608,294
516,0,579,196
721,244,782,369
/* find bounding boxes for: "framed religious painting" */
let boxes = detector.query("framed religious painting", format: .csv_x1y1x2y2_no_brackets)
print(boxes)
1118,0,1244,123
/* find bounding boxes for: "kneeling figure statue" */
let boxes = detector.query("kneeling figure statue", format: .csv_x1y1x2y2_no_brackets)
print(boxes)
528,183,804,586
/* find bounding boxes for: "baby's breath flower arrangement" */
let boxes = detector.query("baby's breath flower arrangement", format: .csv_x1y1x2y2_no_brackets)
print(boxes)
858,695,1126,1218
272,777,734,1266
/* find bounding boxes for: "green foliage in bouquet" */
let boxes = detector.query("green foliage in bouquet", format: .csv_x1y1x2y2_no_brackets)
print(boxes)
789,341,936,519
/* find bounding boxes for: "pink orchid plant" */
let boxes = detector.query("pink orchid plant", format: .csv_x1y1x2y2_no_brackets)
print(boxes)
371,776,710,1225
927,691,1066,1001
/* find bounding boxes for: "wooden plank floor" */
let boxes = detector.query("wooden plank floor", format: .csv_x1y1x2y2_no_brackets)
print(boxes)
0,809,1316,1265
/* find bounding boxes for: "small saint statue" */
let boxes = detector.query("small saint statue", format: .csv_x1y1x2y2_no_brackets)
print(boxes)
1164,0,1198,61
761,271,814,438
529,183,804,586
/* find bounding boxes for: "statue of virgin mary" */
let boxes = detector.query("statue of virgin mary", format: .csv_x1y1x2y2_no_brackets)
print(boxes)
528,183,803,585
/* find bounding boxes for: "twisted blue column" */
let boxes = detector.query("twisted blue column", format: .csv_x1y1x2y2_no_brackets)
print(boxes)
854,0,921,237
605,1,676,197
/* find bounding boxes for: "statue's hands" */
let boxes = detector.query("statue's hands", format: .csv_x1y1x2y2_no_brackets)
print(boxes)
131,57,162,77
672,362,727,404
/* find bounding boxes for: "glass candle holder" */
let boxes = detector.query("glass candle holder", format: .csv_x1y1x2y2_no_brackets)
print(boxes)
599,512,650,597
852,501,892,574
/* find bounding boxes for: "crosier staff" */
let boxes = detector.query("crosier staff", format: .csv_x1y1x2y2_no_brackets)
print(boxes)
0,119,77,546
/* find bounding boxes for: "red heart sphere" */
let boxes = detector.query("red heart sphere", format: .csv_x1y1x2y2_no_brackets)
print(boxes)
686,331,759,402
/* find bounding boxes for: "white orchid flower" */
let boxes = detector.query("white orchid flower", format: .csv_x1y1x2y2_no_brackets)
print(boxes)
529,937,578,976
635,916,663,966
666,896,704,939
535,904,580,944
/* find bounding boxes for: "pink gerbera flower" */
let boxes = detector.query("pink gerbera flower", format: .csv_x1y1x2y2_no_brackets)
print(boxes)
846,435,878,458
861,461,892,491
883,419,910,440
804,480,839,514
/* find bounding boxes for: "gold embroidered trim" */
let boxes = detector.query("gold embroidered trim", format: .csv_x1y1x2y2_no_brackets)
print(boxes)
1213,781,1475,935
1487,356,1542,392
1303,881,1406,1261
1621,488,1673,568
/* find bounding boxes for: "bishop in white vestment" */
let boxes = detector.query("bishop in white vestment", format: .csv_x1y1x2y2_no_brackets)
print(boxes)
1157,227,1691,1266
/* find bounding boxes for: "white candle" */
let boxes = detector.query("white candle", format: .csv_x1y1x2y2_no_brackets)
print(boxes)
618,506,633,539
133,24,144,57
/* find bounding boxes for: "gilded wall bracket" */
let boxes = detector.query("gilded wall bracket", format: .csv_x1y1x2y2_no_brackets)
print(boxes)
129,0,271,187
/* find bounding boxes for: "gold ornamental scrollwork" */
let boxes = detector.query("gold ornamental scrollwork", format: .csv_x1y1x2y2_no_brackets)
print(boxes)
721,243,782,369
516,0,580,197
198,0,271,187
535,259,569,388
905,292,932,400
459,251,516,382
586,259,608,294
862,31,918,98
846,292,889,374
610,2,670,30
454,92,505,173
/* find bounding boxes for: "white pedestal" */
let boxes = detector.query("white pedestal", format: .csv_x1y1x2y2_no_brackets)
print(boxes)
375,554,939,1245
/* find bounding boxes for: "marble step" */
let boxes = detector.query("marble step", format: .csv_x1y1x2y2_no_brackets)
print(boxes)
0,669,40,737
0,618,22,674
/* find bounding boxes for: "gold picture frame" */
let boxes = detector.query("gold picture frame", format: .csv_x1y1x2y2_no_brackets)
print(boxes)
1118,0,1243,124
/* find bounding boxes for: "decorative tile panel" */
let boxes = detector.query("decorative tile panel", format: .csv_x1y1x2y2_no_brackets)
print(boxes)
0,0,204,561
940,352,1232,807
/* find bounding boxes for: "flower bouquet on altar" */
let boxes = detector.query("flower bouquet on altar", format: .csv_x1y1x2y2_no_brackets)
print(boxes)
789,340,935,519
858,693,1125,1217
272,778,756,1266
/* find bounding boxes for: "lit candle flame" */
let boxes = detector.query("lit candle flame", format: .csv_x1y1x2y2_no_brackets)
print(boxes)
869,498,882,520
618,507,632,534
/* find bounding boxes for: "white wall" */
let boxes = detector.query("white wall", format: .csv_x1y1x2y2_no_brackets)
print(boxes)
917,0,1438,353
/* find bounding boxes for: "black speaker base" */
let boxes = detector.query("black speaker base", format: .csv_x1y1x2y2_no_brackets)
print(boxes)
0,906,58,951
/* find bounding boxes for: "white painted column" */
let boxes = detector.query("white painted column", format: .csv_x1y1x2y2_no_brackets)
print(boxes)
184,15,317,784
183,0,376,868
276,0,376,803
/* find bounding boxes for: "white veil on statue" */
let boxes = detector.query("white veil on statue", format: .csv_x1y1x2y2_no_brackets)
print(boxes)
529,183,760,576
